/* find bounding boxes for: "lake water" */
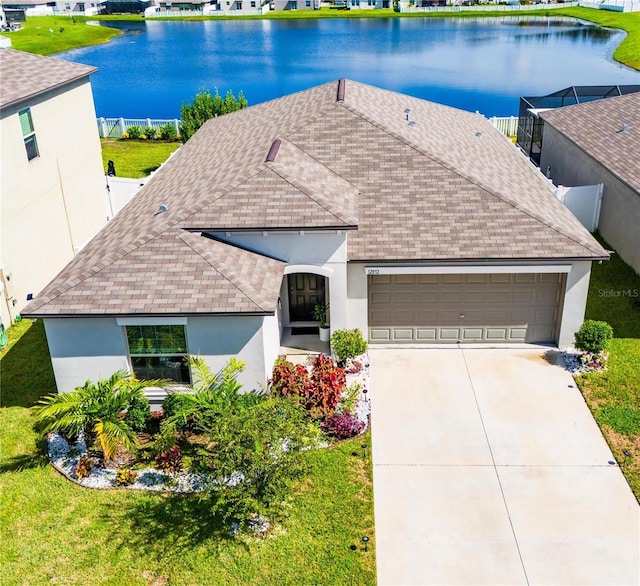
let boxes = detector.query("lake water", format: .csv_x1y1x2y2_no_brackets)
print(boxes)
64,17,640,118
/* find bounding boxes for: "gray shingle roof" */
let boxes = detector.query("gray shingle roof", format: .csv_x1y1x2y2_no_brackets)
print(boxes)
0,49,97,111
24,79,607,317
540,92,640,194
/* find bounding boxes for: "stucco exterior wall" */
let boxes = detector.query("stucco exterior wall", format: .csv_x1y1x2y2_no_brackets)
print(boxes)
44,314,275,396
0,78,110,326
211,231,349,331
557,261,592,348
540,125,640,275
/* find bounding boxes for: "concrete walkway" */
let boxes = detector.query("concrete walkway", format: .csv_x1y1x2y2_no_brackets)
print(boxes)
370,347,639,586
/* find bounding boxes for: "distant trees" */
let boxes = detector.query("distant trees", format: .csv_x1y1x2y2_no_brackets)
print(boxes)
179,88,248,143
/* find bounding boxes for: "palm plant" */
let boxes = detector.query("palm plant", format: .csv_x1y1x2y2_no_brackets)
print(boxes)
33,370,159,461
165,357,261,432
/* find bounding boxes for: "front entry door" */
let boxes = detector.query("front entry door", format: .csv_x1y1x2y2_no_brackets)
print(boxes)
288,274,325,322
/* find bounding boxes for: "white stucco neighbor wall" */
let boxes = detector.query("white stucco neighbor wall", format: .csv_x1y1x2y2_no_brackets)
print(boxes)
1,78,110,326
557,261,592,348
44,314,277,396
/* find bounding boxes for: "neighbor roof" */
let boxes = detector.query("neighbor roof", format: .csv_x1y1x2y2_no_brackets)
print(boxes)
540,92,640,195
0,49,97,111
24,79,607,318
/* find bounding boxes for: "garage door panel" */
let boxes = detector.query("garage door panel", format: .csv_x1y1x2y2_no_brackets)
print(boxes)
368,272,564,344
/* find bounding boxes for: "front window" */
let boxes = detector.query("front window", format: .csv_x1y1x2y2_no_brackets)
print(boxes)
19,108,39,161
126,325,191,384
290,0,297,7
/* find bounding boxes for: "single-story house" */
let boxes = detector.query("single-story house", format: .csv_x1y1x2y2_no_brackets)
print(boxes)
23,79,608,395
539,92,640,275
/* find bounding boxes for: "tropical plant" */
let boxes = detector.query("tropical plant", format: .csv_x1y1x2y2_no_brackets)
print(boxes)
320,411,365,441
164,357,260,432
312,303,330,328
155,445,183,473
123,394,151,432
270,354,345,419
331,329,368,365
75,456,92,479
338,382,361,414
179,88,248,143
575,320,614,353
114,468,138,486
33,371,160,461
198,396,323,528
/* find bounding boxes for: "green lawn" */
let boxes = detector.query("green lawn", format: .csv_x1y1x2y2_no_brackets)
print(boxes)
101,139,181,178
0,15,121,55
578,237,640,501
0,320,376,585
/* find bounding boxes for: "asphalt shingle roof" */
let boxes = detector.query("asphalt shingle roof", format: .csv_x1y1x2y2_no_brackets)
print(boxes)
0,49,97,111
540,92,640,194
24,79,607,317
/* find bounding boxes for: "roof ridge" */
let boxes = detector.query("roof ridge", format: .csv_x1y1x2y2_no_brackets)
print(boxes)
178,231,276,311
265,139,359,225
338,100,603,257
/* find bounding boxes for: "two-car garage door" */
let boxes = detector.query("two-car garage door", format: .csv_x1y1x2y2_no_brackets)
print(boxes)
368,273,565,344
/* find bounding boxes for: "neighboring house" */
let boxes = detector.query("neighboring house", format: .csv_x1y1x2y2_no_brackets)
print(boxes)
103,0,150,13
270,0,317,9
539,93,640,275
54,0,107,14
0,0,56,15
0,49,110,328
23,80,607,396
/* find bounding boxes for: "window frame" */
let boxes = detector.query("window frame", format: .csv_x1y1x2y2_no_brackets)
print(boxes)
124,324,192,384
19,107,39,161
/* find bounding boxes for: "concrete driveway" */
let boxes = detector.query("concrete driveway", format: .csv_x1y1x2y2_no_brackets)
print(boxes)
369,347,639,586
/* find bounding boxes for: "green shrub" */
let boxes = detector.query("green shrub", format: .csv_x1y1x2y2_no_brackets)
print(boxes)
574,320,614,353
126,125,143,140
161,392,193,429
114,468,138,486
143,126,157,139
158,122,178,141
331,329,368,365
124,394,151,432
338,382,361,414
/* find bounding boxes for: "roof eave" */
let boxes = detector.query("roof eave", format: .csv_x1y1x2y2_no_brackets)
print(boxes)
21,309,277,319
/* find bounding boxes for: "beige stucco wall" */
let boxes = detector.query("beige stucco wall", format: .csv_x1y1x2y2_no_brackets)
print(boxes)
0,77,110,326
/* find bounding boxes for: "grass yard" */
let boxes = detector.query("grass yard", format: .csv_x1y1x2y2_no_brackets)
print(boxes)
0,320,376,585
101,139,181,178
578,237,640,501
0,16,121,55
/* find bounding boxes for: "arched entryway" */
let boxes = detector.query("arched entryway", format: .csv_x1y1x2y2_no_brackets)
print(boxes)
282,265,333,327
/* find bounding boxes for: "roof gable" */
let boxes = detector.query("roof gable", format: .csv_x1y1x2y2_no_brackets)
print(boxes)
540,93,640,194
0,49,96,110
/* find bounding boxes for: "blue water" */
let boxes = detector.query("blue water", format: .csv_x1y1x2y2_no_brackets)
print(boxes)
64,17,639,118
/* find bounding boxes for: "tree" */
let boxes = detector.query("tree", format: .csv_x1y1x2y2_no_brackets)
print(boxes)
179,88,248,143
197,396,324,528
33,371,158,462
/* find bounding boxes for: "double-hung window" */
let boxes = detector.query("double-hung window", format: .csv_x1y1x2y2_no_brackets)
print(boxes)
126,325,191,384
19,108,39,161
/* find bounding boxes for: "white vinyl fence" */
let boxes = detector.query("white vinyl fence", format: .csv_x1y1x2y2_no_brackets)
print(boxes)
398,1,578,13
489,115,518,137
97,117,181,139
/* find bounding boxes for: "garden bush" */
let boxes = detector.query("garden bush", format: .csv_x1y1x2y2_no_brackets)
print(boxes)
331,329,368,365
271,355,345,419
155,445,183,473
114,468,138,486
124,394,151,432
162,392,193,424
158,122,178,141
321,411,365,441
575,320,614,353
126,125,144,140
143,126,157,139
75,456,92,479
